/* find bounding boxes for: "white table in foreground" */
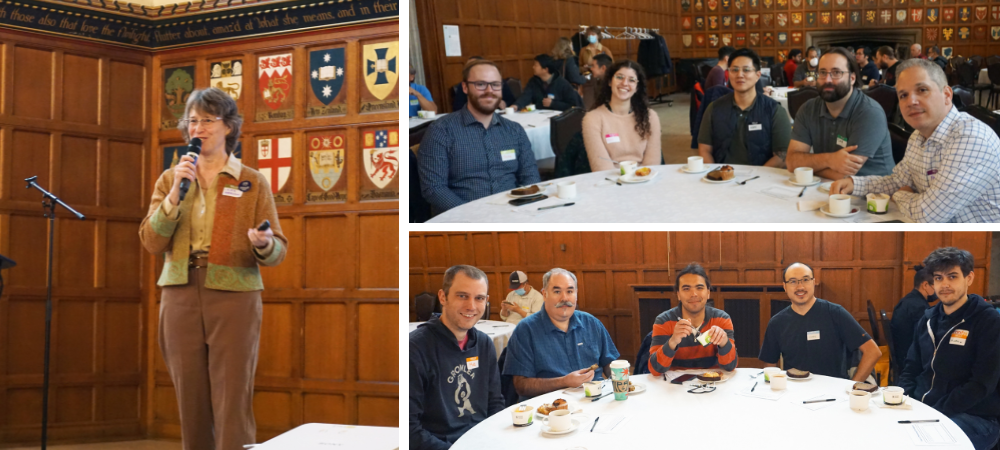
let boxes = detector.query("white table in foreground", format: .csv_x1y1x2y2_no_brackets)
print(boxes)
499,109,561,161
452,370,972,450
770,86,795,117
409,319,515,359
428,164,910,223
253,423,398,450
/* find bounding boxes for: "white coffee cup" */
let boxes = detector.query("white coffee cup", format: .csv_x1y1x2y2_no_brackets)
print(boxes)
584,380,604,397
687,156,704,172
620,161,638,177
883,386,905,405
794,167,814,185
770,373,787,390
866,193,890,214
558,181,577,199
505,107,515,115
511,405,534,427
850,390,871,411
543,409,572,431
829,194,852,215
763,367,781,383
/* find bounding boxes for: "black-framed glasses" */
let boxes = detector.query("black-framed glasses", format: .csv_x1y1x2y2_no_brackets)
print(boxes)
784,277,815,286
727,67,757,75
817,70,848,80
466,81,503,91
181,117,222,127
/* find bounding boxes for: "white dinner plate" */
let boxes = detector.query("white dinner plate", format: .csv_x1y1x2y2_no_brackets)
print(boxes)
846,385,881,395
788,176,822,187
627,383,646,395
821,205,860,218
541,418,581,435
620,170,658,183
787,373,813,381
701,175,735,184
507,186,545,198
818,182,833,194
534,402,582,417
680,166,711,174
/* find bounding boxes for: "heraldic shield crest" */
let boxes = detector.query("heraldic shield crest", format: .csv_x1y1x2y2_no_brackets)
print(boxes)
363,42,398,101
309,134,345,191
364,130,399,189
211,60,242,100
258,137,292,194
310,48,345,106
259,54,293,110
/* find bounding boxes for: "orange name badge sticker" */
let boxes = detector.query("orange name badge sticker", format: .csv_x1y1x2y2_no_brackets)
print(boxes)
467,356,479,370
949,329,969,346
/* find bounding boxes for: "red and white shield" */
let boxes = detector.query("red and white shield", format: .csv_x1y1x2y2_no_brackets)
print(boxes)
993,6,1000,21
943,8,954,22
259,54,293,111
976,7,987,22
363,130,399,189
911,9,922,23
683,17,692,29
258,137,292,193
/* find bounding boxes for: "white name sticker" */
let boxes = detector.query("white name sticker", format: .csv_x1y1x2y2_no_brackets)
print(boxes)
605,134,621,144
862,76,868,81
500,149,517,162
836,136,848,148
410,99,419,105
467,356,479,370
950,329,969,346
807,330,821,341
223,187,243,198
749,123,763,131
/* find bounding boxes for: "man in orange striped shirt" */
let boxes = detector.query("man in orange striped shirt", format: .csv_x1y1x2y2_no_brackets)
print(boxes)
649,263,738,375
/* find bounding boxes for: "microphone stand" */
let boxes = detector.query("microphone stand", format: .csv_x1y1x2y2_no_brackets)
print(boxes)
24,176,84,450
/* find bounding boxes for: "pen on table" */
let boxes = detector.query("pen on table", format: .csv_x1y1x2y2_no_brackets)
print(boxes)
538,202,575,211
751,382,758,392
605,177,622,186
803,398,836,404
899,420,940,424
798,186,807,197
591,416,600,432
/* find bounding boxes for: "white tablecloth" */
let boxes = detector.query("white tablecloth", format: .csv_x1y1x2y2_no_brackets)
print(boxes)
253,423,398,450
451,369,972,450
499,110,561,161
409,320,515,359
409,115,442,129
770,86,794,117
428,164,911,223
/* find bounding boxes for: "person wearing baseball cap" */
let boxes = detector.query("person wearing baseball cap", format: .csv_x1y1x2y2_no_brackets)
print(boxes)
500,270,544,325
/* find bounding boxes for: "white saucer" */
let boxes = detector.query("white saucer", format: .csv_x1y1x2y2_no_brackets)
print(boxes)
821,205,860,218
507,186,545,198
787,374,812,381
818,182,833,193
789,176,822,187
620,171,658,183
681,166,710,174
846,385,881,395
627,383,646,395
541,418,581,435
701,176,734,184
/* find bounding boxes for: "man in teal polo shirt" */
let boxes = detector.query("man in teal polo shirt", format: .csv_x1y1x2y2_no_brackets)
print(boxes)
502,268,619,401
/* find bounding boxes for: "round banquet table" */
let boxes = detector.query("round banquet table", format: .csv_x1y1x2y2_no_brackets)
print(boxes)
408,320,515,360
428,164,911,223
499,109,561,162
451,369,973,450
770,86,794,117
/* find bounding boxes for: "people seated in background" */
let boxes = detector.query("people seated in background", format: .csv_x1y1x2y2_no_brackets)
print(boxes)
418,59,540,213
514,54,583,112
793,46,820,88
579,26,614,73
898,248,1000,450
582,54,612,110
451,56,514,112
582,60,661,171
500,270,544,325
503,268,619,401
831,59,1000,222
890,265,937,372
410,265,505,450
786,47,895,179
870,46,900,88
698,48,791,167
648,263,737,375
855,46,881,87
759,262,882,381
909,43,925,60
705,46,734,89
784,49,802,86
410,65,437,118
551,37,587,87
927,46,948,70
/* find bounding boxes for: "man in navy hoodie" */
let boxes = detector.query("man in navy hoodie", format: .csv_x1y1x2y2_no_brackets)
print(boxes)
410,265,505,450
899,247,1000,450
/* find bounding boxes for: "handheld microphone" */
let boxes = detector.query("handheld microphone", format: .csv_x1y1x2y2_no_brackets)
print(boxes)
178,137,202,202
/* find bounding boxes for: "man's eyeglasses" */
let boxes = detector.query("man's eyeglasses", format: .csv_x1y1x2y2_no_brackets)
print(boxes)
727,67,757,75
181,117,222,127
817,70,848,80
466,81,503,91
784,277,815,286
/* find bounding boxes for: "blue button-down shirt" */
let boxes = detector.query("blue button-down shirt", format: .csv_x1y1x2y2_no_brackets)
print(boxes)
502,306,619,397
852,106,1000,222
417,106,540,212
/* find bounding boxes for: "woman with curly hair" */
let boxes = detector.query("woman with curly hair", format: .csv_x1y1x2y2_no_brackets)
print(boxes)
582,60,661,171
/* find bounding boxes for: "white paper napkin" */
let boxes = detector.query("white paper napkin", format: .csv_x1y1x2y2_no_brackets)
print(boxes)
760,185,804,201
797,200,825,211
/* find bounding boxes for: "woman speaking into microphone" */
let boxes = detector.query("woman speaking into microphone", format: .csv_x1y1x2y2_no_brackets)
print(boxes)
140,87,287,450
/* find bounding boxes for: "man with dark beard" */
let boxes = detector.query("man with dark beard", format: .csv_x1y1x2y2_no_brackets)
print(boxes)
418,59,541,213
890,265,937,373
869,46,900,88
785,47,895,180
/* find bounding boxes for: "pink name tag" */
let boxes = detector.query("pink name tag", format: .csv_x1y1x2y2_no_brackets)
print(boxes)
605,134,620,144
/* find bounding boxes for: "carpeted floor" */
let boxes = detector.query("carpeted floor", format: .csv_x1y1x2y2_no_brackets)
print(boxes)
5,440,180,450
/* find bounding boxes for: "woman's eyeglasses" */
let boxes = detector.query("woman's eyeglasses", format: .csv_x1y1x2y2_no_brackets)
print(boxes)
181,117,222,127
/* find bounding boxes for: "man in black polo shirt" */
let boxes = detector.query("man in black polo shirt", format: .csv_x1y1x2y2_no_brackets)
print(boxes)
855,46,881,87
514,54,583,112
698,48,791,167
889,265,937,372
869,45,900,88
927,46,948,70
759,262,882,380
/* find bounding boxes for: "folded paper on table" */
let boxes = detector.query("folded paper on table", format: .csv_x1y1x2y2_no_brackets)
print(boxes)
906,422,957,446
760,185,805,201
592,414,627,434
797,200,825,212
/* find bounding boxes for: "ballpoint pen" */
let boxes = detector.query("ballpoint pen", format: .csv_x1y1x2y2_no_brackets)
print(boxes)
591,417,600,432
803,398,836,404
899,420,939,424
751,382,758,392
798,186,807,197
538,202,575,211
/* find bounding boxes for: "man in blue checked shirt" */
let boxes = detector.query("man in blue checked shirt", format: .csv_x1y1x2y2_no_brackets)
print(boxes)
417,59,540,213
831,59,1000,222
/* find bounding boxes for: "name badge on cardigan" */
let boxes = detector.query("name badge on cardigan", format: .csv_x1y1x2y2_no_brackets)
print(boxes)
605,134,621,143
749,123,762,131
223,186,243,197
